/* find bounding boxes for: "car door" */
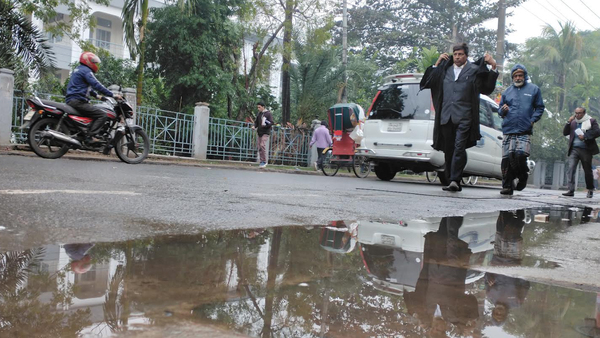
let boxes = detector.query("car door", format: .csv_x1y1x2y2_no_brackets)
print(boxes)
464,98,503,178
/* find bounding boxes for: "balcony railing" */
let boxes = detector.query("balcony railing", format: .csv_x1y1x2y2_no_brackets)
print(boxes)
88,38,126,58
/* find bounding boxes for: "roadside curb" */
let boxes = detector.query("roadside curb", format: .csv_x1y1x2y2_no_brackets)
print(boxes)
0,143,329,176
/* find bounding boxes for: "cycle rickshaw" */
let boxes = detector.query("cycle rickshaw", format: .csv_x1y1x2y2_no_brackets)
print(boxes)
320,103,371,178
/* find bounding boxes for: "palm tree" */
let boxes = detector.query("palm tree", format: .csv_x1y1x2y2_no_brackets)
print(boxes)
122,0,149,106
0,0,54,76
531,22,588,113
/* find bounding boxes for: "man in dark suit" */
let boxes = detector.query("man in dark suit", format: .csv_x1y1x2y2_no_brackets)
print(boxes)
420,43,499,192
562,107,600,198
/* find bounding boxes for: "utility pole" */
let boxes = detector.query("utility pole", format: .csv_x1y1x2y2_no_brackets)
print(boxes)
496,0,506,84
341,0,348,103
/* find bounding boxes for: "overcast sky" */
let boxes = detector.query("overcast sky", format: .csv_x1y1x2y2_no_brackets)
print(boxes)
487,0,600,44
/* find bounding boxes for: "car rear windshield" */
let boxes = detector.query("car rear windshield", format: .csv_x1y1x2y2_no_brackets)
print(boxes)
368,83,433,120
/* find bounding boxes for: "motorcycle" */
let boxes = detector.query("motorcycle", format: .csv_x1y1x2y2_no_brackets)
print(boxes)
20,94,149,164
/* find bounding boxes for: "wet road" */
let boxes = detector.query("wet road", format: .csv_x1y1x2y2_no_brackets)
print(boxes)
2,208,600,337
2,154,600,337
0,154,580,251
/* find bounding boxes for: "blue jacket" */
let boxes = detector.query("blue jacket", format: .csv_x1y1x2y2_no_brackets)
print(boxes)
66,64,114,103
499,64,545,135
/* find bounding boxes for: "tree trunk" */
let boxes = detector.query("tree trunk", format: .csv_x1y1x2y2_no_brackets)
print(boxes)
280,0,294,125
136,1,149,107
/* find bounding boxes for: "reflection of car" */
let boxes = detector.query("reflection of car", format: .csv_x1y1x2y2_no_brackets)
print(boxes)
358,73,505,184
357,212,498,293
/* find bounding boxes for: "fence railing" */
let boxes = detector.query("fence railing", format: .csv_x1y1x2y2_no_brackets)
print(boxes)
206,117,311,166
207,118,256,161
136,106,195,156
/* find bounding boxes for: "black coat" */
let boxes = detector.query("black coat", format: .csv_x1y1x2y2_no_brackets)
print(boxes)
563,117,600,156
420,57,498,151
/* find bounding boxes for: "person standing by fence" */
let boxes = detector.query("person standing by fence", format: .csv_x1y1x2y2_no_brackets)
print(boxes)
310,121,332,170
253,102,274,168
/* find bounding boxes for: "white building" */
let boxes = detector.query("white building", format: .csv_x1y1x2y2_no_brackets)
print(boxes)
30,0,165,82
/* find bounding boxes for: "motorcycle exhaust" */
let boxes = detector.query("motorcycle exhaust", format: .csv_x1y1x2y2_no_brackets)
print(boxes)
42,130,82,147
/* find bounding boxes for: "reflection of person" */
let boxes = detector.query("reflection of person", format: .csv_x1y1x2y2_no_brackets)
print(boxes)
404,217,479,337
64,243,95,274
310,121,333,170
66,52,122,145
485,210,530,325
252,102,274,168
562,107,600,198
420,43,498,192
498,64,545,195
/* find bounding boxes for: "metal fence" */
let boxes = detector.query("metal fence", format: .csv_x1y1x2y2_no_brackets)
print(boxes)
136,106,195,156
10,91,312,167
206,117,311,167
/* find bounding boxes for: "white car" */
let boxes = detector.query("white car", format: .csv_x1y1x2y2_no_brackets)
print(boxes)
358,73,506,184
357,212,498,293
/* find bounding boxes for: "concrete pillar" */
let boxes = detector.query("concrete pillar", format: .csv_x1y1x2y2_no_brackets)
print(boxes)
552,161,565,190
532,160,545,188
0,69,15,145
193,102,210,160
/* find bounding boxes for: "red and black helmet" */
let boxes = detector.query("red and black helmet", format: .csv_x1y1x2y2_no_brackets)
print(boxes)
79,51,101,73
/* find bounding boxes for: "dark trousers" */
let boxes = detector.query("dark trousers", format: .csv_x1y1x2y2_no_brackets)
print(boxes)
316,147,326,169
501,155,528,189
440,120,470,183
566,147,595,191
67,99,108,136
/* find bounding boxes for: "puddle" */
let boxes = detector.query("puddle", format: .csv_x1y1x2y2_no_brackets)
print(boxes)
1,206,599,337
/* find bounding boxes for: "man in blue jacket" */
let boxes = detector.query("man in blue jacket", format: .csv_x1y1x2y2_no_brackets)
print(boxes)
498,64,545,195
66,52,121,144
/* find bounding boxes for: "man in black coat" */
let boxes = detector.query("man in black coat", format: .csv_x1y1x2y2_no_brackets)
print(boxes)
420,43,499,192
562,107,600,198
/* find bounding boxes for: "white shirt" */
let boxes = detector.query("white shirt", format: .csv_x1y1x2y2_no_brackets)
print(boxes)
453,64,465,81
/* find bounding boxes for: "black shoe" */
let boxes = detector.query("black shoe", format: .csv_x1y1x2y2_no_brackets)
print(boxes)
442,181,462,192
562,191,574,197
587,190,593,198
500,188,514,195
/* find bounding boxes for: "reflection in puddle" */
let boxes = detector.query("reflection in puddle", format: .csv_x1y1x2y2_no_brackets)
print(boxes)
0,206,598,337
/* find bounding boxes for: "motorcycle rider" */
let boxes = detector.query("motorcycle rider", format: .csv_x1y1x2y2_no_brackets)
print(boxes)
66,52,122,144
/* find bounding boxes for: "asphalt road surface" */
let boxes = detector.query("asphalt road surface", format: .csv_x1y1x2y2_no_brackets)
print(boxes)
2,153,600,292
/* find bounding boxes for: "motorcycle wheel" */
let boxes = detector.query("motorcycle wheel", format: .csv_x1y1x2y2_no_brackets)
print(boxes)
321,150,339,176
28,117,70,159
352,155,371,178
115,128,149,164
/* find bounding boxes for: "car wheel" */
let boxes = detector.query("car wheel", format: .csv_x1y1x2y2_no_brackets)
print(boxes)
375,163,396,181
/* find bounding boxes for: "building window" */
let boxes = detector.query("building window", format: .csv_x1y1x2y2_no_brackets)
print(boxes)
94,29,111,50
97,17,112,29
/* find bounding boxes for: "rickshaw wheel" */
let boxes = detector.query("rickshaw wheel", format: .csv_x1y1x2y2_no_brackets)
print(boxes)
322,149,339,176
426,171,438,183
353,155,371,178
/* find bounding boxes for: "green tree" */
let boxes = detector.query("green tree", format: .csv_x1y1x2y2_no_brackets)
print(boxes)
524,22,589,113
0,0,54,77
122,0,150,106
144,3,242,115
344,0,524,71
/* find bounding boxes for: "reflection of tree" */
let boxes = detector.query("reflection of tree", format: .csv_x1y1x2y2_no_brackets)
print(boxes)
504,283,593,338
0,248,91,337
